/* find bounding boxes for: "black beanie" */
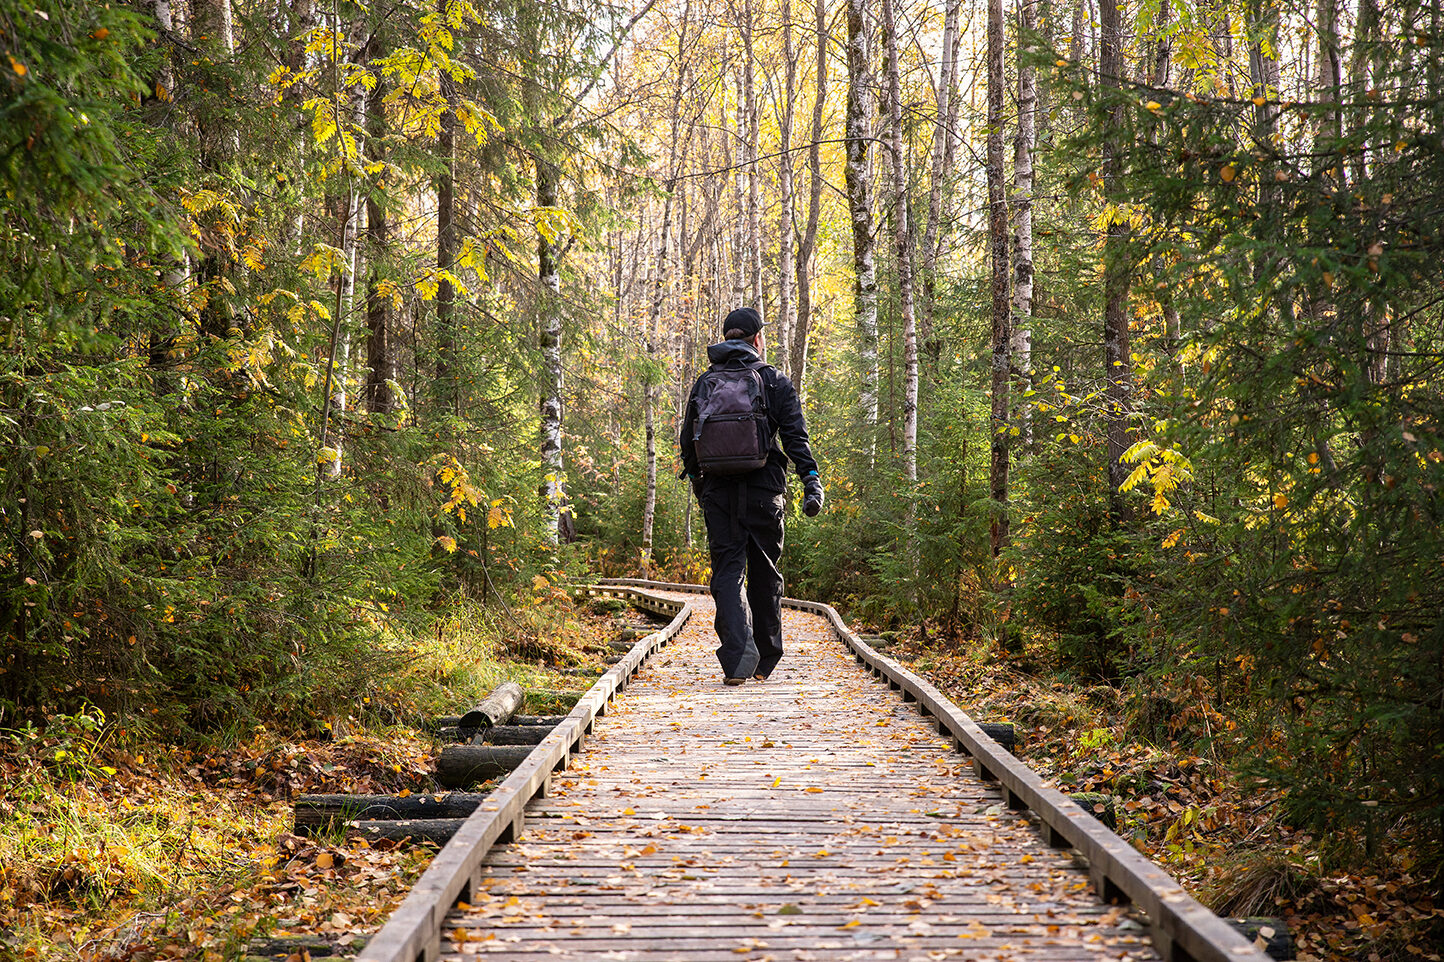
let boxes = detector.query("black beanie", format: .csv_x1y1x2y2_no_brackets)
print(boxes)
723,307,763,337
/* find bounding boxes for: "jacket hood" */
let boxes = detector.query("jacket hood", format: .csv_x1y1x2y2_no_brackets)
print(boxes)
707,339,761,365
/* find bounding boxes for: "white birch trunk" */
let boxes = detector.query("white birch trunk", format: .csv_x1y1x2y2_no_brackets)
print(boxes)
741,0,765,319
882,0,919,483
775,0,797,382
922,0,960,343
845,0,880,458
791,0,827,398
537,162,564,545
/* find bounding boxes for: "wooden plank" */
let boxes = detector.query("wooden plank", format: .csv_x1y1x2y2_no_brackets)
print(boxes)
356,587,692,962
439,592,1163,962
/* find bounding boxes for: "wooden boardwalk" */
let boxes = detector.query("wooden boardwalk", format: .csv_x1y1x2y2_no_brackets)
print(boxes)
439,592,1159,961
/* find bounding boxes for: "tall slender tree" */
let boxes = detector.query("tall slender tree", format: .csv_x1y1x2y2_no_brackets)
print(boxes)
881,0,919,482
1099,0,1132,516
986,0,1012,554
845,0,880,460
1011,0,1037,454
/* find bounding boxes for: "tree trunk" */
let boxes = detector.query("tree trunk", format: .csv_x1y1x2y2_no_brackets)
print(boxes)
537,160,565,544
881,0,919,483
459,681,524,729
845,0,880,462
986,0,1012,556
922,0,961,346
775,0,797,382
740,0,764,318
194,0,237,341
434,5,457,417
364,59,397,415
1152,0,1182,362
641,9,690,577
1011,0,1037,456
790,0,827,397
1100,0,1133,518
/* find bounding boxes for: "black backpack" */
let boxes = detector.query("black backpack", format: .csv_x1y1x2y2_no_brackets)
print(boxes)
690,360,772,475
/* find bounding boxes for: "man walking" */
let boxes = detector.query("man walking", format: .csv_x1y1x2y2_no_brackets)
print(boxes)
680,307,824,685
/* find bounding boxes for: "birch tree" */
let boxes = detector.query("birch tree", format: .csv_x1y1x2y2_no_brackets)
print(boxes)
790,0,827,396
774,0,798,382
881,0,919,482
640,5,692,576
845,0,880,458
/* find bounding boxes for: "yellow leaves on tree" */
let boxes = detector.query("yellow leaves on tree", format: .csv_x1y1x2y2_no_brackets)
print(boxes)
1120,437,1194,516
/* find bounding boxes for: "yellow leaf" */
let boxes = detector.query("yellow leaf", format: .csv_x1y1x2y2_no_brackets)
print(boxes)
838,919,861,929
316,852,334,869
1273,493,1288,509
1220,164,1237,183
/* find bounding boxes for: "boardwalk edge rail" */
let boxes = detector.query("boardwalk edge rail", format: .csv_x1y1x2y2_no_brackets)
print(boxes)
598,578,1265,962
355,585,690,962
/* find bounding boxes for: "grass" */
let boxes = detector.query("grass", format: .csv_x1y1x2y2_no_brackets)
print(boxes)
0,590,621,962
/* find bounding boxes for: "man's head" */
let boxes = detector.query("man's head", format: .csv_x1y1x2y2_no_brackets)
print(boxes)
723,307,764,350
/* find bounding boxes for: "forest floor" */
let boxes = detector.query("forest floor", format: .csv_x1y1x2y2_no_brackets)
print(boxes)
0,599,635,962
886,627,1443,962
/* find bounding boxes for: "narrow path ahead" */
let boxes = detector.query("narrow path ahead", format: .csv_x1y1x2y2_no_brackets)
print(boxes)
441,592,1157,961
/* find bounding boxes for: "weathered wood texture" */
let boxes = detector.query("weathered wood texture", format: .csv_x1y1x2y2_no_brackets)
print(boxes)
357,586,693,962
594,579,1266,962
439,594,1164,961
475,725,552,746
349,818,465,846
459,682,523,730
294,792,489,832
435,745,534,787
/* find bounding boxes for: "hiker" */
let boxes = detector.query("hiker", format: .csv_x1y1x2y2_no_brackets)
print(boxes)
679,306,824,685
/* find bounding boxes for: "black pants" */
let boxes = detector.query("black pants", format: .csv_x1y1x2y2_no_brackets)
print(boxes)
700,483,786,679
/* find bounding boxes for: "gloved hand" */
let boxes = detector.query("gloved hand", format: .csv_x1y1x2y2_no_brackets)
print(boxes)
689,474,704,501
802,475,824,517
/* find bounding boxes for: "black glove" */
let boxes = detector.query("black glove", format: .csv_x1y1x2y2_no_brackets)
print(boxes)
689,474,704,501
802,475,824,517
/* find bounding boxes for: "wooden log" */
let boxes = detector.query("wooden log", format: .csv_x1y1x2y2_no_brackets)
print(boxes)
476,724,551,746
436,744,534,787
459,681,523,729
1225,918,1294,960
293,792,490,833
433,726,481,743
246,935,335,958
1069,791,1117,830
431,714,565,730
348,818,465,846
977,722,1017,753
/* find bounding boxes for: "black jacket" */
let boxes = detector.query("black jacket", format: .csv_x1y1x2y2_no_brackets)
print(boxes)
679,339,819,494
